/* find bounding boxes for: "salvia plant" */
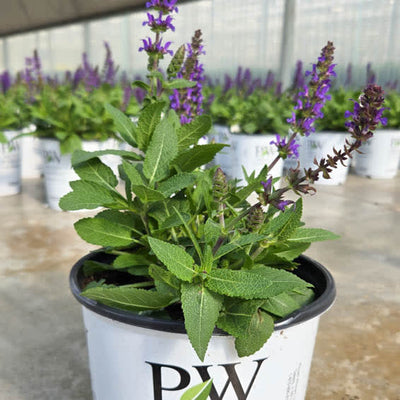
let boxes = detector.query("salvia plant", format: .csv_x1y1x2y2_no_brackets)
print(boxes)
61,1,386,361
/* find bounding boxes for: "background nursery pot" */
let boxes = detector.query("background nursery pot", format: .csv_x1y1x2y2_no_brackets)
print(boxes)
298,132,350,185
39,138,121,210
230,133,283,182
0,131,21,196
208,125,232,175
70,251,336,400
353,129,400,179
20,125,42,179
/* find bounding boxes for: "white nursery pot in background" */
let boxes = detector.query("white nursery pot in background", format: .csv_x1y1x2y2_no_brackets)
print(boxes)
298,132,350,185
230,133,283,182
208,125,232,176
353,130,400,179
0,131,21,196
39,138,121,210
20,125,42,179
70,252,335,400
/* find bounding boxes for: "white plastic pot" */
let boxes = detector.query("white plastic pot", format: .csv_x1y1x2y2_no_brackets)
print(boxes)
353,129,400,179
298,132,350,185
206,125,231,176
20,125,42,179
230,133,283,182
39,138,121,210
70,253,335,400
0,131,21,196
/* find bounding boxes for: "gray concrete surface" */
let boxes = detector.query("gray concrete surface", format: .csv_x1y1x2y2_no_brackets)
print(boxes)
0,174,399,400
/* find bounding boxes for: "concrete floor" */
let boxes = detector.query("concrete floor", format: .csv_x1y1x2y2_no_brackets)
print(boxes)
0,174,399,400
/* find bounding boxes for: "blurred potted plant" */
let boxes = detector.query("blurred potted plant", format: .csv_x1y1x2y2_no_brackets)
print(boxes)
297,87,358,185
0,73,35,195
63,2,386,399
353,90,399,178
27,45,128,210
206,71,291,181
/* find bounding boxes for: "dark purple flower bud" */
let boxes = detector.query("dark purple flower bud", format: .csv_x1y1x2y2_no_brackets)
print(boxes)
264,70,275,90
292,60,305,89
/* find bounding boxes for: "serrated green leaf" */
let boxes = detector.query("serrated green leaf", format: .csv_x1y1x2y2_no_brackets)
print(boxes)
149,264,180,290
264,199,303,241
121,160,146,186
273,242,311,261
137,101,166,150
204,219,222,246
143,118,178,184
235,311,274,357
74,157,118,188
132,185,165,202
173,144,226,172
82,287,174,311
71,149,141,166
288,228,340,242
159,212,190,230
95,210,138,230
214,234,267,259
180,380,213,400
206,268,309,299
166,44,185,78
59,180,119,210
217,299,264,338
176,115,212,151
148,237,196,282
105,103,137,147
158,173,197,197
74,217,135,247
181,282,223,361
261,286,315,318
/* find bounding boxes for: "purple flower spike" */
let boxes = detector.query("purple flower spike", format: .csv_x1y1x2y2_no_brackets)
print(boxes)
288,41,336,137
1,71,12,93
146,0,178,13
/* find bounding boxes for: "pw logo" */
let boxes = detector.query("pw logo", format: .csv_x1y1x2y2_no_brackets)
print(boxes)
146,358,267,400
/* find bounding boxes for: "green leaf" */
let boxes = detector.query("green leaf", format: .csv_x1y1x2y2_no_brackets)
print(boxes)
261,287,315,318
96,210,142,232
264,199,303,241
165,79,197,89
288,228,340,242
204,219,222,246
59,180,120,211
167,44,185,78
74,217,135,247
149,264,180,290
60,134,81,155
74,157,118,188
206,268,309,299
159,212,190,230
71,149,141,166
132,80,150,91
272,242,310,261
113,253,153,269
148,237,196,282
181,282,223,361
214,234,267,259
143,118,178,184
173,144,226,172
82,287,174,312
105,103,137,147
180,380,213,400
176,115,212,151
235,311,274,357
121,160,146,186
158,173,197,197
137,101,165,151
132,185,165,202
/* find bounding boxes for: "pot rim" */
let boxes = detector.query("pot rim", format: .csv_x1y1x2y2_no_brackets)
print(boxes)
70,250,336,335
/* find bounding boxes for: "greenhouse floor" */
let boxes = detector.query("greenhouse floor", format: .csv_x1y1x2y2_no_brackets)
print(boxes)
0,174,399,400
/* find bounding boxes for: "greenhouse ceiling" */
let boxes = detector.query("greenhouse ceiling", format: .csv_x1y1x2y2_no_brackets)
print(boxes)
0,0,194,37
